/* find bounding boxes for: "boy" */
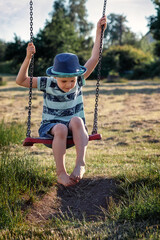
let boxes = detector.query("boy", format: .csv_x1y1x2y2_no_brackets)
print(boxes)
16,16,107,187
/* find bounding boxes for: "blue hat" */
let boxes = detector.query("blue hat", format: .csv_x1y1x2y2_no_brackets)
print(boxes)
46,53,87,77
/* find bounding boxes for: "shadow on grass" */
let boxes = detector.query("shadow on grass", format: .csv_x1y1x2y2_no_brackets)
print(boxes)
1,81,160,96
83,87,160,96
1,86,159,97
55,177,118,221
0,87,29,92
85,81,160,89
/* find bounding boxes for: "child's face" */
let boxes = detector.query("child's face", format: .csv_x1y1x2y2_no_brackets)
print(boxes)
56,77,77,92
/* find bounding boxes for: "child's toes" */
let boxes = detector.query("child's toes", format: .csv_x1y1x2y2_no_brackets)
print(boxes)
70,165,85,180
70,173,79,182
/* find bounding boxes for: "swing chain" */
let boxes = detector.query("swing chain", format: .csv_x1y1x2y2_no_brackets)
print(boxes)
92,0,107,134
26,0,106,137
27,0,34,137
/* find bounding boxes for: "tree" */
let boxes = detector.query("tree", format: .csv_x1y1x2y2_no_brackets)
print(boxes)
33,0,94,74
105,13,129,46
5,34,27,63
1,0,94,75
122,31,141,48
101,45,152,77
34,0,83,74
68,0,93,37
148,0,160,57
104,13,141,48
0,40,7,62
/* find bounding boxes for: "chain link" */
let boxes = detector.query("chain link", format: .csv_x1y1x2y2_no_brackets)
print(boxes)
26,0,34,137
92,0,107,134
26,0,106,136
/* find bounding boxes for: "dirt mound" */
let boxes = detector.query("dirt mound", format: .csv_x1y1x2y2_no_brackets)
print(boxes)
27,177,118,224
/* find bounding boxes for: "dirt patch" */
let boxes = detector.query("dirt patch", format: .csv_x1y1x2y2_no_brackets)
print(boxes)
26,177,118,224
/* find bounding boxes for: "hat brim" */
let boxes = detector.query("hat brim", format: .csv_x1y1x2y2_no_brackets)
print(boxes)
46,66,87,77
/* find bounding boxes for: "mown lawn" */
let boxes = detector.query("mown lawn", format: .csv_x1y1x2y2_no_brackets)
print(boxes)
0,77,160,239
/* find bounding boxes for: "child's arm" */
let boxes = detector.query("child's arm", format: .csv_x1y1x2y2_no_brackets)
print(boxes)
84,16,107,79
16,42,38,88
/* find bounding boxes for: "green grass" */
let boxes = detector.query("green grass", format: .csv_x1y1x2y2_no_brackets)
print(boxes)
0,121,56,230
0,128,159,239
0,120,26,147
0,80,7,86
0,79,160,239
0,149,56,230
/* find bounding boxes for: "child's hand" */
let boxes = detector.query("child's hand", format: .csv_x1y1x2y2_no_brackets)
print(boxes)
97,16,107,34
26,42,36,59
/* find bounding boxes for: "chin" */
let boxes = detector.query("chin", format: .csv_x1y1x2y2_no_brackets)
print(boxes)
65,89,71,92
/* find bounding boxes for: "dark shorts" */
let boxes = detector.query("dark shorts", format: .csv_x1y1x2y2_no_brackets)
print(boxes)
38,120,88,149
38,122,73,148
39,122,72,139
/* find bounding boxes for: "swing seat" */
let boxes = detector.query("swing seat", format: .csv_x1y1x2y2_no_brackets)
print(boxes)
23,133,102,147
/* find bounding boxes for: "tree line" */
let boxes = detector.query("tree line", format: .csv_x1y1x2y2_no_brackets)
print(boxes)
0,0,159,80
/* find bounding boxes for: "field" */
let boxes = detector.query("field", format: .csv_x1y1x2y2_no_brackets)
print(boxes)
0,76,160,239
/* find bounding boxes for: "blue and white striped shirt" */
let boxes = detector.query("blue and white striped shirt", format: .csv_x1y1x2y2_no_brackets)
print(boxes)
37,76,86,126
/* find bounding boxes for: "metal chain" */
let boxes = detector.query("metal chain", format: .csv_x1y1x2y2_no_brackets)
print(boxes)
26,0,34,137
26,0,106,136
92,0,107,134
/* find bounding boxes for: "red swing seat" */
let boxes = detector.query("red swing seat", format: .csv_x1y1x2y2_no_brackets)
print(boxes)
23,133,102,147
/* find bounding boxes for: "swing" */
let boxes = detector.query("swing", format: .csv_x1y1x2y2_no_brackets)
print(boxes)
23,0,107,147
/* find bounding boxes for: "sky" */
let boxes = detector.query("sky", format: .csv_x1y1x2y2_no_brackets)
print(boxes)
0,0,156,42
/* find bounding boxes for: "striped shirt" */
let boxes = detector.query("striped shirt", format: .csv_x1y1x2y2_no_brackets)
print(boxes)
37,76,86,126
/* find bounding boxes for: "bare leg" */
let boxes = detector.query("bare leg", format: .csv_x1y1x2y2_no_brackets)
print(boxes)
51,124,76,187
69,117,89,181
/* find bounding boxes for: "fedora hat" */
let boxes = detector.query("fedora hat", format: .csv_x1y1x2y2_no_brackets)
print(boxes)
46,53,87,77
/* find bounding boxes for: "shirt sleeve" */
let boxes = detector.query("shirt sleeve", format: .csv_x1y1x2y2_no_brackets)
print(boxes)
37,77,52,92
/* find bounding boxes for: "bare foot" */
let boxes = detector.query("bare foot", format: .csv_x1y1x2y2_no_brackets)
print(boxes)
70,165,85,181
57,172,76,187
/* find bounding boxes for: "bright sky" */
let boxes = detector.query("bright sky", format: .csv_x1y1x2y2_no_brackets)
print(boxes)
0,0,156,42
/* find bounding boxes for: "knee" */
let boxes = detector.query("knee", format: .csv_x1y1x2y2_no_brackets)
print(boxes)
70,117,84,130
51,124,68,138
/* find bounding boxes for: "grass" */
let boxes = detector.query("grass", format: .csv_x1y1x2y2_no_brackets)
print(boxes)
0,149,56,230
0,78,160,239
0,81,7,87
0,121,56,230
0,120,26,147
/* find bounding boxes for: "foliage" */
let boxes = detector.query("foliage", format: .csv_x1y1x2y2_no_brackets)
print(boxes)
5,34,27,64
140,33,155,54
34,4,80,74
122,31,141,48
101,45,152,77
0,0,93,75
0,40,7,61
131,59,160,79
68,0,93,37
148,0,160,56
0,0,159,79
32,0,93,75
104,13,140,47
